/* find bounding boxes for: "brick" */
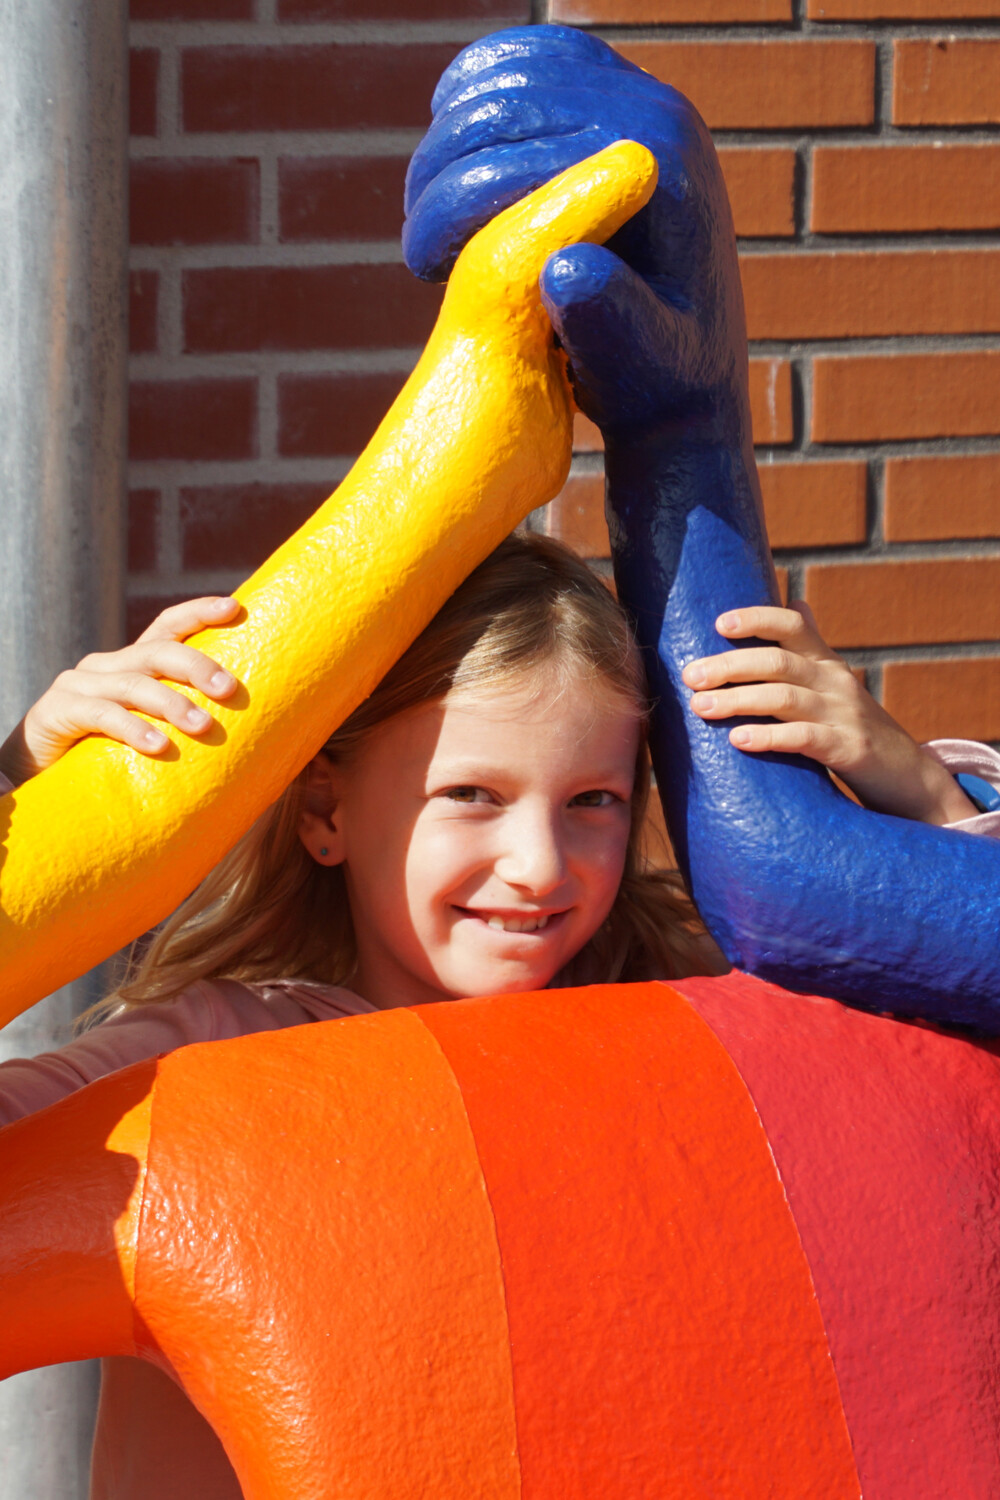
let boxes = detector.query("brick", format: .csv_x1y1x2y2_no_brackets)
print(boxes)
278,372,409,457
280,0,528,15
184,265,443,353
545,476,609,557
758,461,867,548
804,558,1000,648
742,248,1000,340
279,157,408,243
551,0,791,19
812,351,1000,443
548,461,866,558
128,490,160,574
129,379,257,462
181,484,330,572
571,414,604,453
884,454,1000,541
811,0,1000,13
130,159,259,247
617,41,875,129
812,144,1000,234
130,49,158,138
894,39,1000,126
775,567,790,605
571,414,603,453
719,148,796,238
749,359,795,445
882,658,1000,745
572,359,794,453
132,0,251,15
129,271,158,356
182,44,459,133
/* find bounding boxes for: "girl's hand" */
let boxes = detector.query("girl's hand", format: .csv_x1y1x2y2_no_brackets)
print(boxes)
0,597,241,789
681,602,978,826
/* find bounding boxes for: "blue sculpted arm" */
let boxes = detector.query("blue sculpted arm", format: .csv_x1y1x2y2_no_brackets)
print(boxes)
405,25,1000,1027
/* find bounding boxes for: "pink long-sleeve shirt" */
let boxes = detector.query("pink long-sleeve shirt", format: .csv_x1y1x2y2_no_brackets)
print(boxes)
2,737,999,1498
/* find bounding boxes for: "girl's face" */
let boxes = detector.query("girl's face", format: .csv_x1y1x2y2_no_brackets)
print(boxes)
301,663,641,1010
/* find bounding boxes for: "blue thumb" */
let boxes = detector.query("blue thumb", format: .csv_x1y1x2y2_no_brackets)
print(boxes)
539,244,692,435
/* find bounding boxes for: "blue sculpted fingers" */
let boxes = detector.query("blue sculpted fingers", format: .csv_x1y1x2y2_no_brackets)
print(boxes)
540,245,695,432
406,58,679,212
404,27,704,289
403,131,615,287
429,25,644,116
405,79,623,217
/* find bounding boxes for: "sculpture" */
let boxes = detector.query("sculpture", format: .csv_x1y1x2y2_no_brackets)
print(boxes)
4,974,1000,1496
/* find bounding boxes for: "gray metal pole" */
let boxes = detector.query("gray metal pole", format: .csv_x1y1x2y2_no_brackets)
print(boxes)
0,0,129,1495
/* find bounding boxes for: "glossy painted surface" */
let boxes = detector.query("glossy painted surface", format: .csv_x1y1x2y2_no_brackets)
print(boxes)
5,974,1000,1492
0,1060,155,1376
0,140,656,1025
137,1008,520,1500
404,24,1000,1025
420,983,860,1499
681,973,1000,1498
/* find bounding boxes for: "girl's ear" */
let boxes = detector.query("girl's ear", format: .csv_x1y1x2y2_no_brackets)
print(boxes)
297,752,348,866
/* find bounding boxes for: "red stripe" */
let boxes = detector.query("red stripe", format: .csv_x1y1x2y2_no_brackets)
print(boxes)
419,982,860,1499
680,971,1000,1498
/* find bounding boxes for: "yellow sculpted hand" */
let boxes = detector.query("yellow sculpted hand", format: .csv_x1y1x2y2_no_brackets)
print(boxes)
0,141,657,1023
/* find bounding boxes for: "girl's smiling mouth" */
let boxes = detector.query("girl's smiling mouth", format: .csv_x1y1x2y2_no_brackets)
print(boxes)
456,908,565,934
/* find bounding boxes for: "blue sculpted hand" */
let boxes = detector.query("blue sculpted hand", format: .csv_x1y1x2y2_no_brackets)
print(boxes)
404,25,746,446
407,25,1000,1028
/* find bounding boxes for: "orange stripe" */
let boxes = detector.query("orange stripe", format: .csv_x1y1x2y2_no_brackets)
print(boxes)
420,983,861,1499
135,1009,520,1500
0,1060,157,1375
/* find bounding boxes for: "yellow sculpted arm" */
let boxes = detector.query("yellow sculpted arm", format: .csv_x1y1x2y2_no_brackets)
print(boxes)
0,141,656,1024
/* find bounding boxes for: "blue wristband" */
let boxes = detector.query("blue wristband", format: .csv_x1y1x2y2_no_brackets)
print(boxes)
955,773,1000,815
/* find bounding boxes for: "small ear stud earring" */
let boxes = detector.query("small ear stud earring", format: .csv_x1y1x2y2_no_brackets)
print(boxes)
319,847,329,857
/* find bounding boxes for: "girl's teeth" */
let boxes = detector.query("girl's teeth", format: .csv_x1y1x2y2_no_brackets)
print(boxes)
485,914,549,933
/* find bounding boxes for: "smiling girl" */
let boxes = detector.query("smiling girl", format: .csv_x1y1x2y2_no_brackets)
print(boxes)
0,534,708,1130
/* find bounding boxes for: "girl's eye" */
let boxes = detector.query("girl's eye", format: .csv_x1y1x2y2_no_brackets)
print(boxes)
570,789,617,809
443,785,491,804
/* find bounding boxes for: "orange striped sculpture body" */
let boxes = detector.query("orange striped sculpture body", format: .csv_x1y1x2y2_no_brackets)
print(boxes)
4,971,998,1499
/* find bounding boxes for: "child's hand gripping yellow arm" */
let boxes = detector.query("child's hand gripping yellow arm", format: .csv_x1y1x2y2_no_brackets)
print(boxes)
0,141,656,1024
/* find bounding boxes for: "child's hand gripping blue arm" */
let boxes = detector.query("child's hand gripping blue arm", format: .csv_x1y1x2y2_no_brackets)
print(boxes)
405,24,1000,1028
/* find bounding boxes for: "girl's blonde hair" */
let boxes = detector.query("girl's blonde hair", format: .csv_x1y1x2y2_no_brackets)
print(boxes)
109,533,707,1011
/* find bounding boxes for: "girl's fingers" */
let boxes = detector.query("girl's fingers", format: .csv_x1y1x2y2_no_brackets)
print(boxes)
683,644,821,692
713,602,832,659
727,719,840,761
788,598,821,634
47,675,217,739
75,640,237,701
133,640,237,699
690,682,827,724
43,696,172,756
134,596,239,646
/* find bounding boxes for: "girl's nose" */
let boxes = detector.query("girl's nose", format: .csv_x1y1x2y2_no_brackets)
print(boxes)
494,807,568,896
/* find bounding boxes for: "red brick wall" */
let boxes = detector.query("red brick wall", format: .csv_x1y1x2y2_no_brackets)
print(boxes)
129,0,1000,744
126,0,526,634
